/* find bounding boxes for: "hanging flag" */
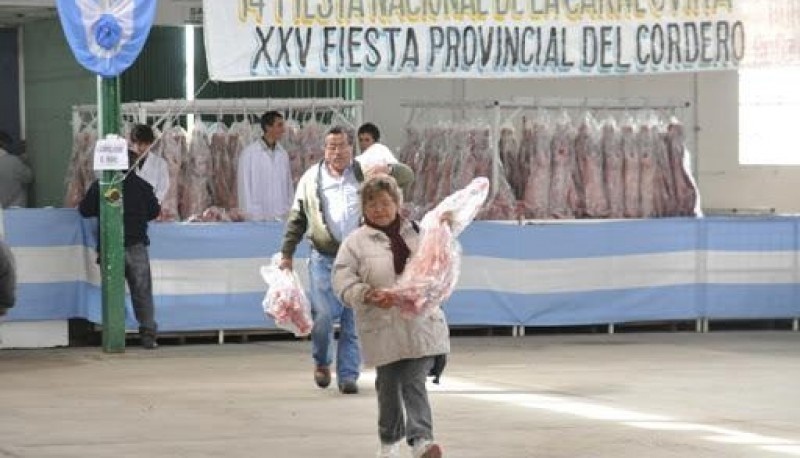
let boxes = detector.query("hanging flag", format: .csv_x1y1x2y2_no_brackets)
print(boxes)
56,0,157,78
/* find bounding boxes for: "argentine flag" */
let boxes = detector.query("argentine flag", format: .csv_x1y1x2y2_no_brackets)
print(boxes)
56,0,157,78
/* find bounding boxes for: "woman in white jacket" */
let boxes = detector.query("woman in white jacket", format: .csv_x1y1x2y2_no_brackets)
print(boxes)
333,175,449,458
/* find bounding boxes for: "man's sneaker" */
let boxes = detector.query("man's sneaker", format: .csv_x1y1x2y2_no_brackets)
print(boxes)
377,441,401,458
314,366,331,388
338,380,358,394
412,440,442,458
141,336,158,350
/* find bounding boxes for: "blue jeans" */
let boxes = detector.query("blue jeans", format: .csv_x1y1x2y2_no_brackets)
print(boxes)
308,250,361,383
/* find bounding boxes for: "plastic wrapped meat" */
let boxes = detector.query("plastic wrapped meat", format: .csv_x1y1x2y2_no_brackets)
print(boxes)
64,127,97,208
301,122,325,169
423,128,447,206
523,122,552,219
575,117,609,218
282,121,305,186
637,124,657,218
478,176,517,221
548,124,579,219
652,125,674,217
156,126,187,221
434,133,462,204
667,121,699,216
226,121,253,210
397,127,422,171
184,206,247,223
621,123,641,218
209,125,232,209
179,123,213,220
387,177,490,318
601,121,624,218
392,223,461,319
260,254,313,337
499,126,523,199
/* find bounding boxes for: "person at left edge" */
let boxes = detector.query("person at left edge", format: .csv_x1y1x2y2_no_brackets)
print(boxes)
0,236,17,319
0,131,33,208
78,151,161,349
279,126,415,394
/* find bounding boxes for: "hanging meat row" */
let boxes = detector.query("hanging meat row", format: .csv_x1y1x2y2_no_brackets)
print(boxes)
506,114,699,219
396,124,518,221
63,120,333,222
398,112,699,221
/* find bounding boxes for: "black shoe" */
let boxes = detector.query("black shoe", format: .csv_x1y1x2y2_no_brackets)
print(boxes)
141,336,158,350
338,380,358,394
314,366,331,388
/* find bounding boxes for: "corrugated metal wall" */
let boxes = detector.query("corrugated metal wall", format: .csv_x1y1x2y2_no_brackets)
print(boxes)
0,28,20,146
23,18,95,207
120,26,361,103
193,28,360,100
121,27,185,103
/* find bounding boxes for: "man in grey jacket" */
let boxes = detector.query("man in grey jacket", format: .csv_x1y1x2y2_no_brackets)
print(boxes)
280,126,414,395
0,131,33,208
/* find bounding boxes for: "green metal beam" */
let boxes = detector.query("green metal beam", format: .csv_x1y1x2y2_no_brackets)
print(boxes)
98,76,126,353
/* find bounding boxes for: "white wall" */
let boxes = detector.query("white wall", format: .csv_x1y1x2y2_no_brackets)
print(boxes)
364,72,800,214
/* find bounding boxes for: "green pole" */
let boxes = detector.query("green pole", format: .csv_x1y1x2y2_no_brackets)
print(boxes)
98,76,126,353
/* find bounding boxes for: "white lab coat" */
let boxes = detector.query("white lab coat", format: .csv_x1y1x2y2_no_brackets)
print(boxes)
237,139,293,220
135,153,169,204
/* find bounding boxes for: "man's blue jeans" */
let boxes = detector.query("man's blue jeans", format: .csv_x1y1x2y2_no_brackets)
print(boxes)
308,250,361,383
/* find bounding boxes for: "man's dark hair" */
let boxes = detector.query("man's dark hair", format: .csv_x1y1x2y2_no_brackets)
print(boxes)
130,124,155,144
260,111,284,131
0,131,12,151
357,122,380,142
326,125,353,146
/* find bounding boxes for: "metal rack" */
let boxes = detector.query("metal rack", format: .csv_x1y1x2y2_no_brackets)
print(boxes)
72,97,364,135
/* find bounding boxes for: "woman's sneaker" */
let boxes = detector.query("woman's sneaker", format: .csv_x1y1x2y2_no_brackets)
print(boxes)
377,441,401,458
412,440,442,458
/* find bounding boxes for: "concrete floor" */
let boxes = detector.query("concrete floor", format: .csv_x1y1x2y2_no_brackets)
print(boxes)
0,331,798,457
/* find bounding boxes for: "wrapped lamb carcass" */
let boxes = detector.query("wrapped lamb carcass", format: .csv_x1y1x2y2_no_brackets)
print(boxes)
260,254,313,337
387,177,490,318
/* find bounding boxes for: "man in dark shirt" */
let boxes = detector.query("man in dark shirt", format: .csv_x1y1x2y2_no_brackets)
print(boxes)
79,156,161,349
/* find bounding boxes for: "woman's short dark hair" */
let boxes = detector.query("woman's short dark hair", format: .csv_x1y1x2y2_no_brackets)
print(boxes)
360,175,403,209
130,124,155,144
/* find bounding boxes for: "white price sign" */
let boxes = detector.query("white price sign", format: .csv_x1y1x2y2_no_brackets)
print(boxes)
93,135,129,171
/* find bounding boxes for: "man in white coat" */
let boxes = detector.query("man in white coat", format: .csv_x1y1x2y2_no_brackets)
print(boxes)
237,111,293,221
130,124,169,205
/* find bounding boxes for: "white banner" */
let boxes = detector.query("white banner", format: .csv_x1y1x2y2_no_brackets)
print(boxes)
203,0,746,81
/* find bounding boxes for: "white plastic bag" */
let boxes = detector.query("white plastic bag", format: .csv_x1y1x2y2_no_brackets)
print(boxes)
260,254,313,337
388,177,490,318
356,143,399,168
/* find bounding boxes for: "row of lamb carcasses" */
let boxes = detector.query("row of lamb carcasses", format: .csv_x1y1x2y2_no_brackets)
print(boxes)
63,121,330,221
397,115,699,221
